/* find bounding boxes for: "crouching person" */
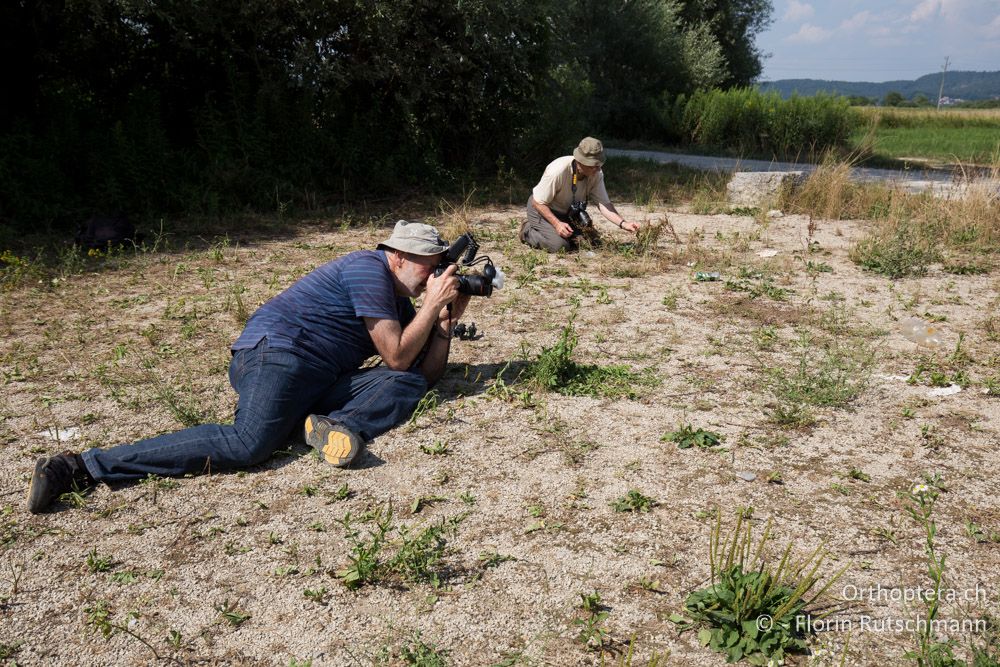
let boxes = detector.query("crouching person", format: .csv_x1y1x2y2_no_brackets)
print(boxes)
519,136,640,253
28,221,470,513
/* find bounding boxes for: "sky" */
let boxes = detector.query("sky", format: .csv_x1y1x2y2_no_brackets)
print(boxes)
756,0,1000,82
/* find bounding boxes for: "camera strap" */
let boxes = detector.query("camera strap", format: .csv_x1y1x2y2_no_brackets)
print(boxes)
571,161,579,204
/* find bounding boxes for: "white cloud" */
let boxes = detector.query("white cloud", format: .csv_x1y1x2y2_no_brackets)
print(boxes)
784,0,814,22
840,11,872,31
905,0,993,40
909,0,967,23
787,23,833,43
939,0,969,21
910,0,940,22
983,14,1000,39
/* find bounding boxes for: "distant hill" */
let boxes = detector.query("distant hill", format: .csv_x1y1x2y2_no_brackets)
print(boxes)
759,70,1000,101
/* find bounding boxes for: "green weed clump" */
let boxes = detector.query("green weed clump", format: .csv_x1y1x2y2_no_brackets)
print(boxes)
672,509,847,665
526,314,658,399
661,425,724,449
611,490,657,513
396,631,450,666
84,599,163,660
896,475,981,667
573,592,611,651
764,332,875,427
335,506,461,590
153,379,216,427
850,220,941,278
907,338,972,389
725,269,791,301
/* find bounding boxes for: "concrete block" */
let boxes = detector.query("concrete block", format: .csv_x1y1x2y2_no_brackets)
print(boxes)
726,171,805,207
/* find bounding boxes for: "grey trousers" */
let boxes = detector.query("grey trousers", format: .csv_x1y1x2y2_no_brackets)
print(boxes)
520,197,577,253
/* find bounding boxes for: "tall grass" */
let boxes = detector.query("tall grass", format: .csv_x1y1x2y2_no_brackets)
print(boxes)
678,88,860,159
782,155,1000,277
851,107,1000,164
855,107,1000,129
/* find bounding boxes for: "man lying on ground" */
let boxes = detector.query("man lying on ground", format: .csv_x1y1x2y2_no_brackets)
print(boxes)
28,220,470,513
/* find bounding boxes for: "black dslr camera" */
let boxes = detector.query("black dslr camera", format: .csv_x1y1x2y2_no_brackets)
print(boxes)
566,200,593,237
433,232,503,297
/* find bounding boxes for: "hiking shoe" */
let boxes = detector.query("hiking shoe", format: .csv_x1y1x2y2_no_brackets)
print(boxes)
27,451,92,514
303,415,363,467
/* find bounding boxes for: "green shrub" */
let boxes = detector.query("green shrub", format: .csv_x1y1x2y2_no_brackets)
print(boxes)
677,88,860,159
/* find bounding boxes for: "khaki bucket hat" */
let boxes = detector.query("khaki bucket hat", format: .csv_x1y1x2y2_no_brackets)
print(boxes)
573,137,605,166
377,220,450,256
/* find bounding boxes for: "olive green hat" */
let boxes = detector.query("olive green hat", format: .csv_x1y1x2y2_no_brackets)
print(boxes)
573,136,605,166
377,220,450,256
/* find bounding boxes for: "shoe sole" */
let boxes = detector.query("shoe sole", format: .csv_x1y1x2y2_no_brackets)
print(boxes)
304,416,360,467
26,457,51,514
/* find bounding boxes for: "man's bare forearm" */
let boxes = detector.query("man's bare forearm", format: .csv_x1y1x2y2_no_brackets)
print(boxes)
366,305,442,371
531,197,562,229
418,320,452,385
394,306,445,369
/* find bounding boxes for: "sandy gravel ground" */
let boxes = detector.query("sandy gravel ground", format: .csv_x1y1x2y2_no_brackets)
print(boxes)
1,204,998,666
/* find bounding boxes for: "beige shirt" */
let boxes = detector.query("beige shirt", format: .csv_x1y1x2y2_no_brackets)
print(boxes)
531,155,611,214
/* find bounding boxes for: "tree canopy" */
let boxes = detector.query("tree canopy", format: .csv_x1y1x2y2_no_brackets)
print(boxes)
0,0,773,230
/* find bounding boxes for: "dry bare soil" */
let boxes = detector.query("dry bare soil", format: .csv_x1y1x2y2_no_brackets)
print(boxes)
2,204,999,666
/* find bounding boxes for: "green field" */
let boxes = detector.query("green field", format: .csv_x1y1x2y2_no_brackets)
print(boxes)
853,107,1000,166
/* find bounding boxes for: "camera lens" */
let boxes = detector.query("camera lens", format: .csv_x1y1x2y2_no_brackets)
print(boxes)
457,275,492,297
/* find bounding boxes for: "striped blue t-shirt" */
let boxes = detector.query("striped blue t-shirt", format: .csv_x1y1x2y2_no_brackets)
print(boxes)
232,250,415,373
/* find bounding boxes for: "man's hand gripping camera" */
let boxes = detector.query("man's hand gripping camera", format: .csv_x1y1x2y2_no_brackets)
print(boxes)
433,233,505,297
567,201,596,240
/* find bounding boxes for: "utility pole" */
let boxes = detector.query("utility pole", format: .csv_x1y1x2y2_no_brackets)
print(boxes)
937,56,950,109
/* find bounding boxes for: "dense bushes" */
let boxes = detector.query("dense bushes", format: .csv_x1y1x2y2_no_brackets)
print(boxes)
0,0,775,232
678,88,860,159
0,1,560,230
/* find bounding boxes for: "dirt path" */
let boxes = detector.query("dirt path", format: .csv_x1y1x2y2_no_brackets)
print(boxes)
2,207,998,665
606,148,985,197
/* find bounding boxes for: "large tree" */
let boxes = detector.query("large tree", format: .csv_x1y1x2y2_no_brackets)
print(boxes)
678,0,774,87
547,0,772,139
556,0,732,139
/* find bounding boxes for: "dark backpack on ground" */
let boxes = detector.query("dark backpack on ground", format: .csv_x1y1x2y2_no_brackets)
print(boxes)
75,214,143,250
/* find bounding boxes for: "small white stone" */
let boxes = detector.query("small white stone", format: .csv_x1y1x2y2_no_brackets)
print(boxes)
35,426,82,441
927,385,961,397
876,373,911,382
767,210,783,218
736,471,756,482
757,248,778,258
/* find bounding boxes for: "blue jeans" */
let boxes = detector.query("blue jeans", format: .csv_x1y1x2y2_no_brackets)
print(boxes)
81,338,428,483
